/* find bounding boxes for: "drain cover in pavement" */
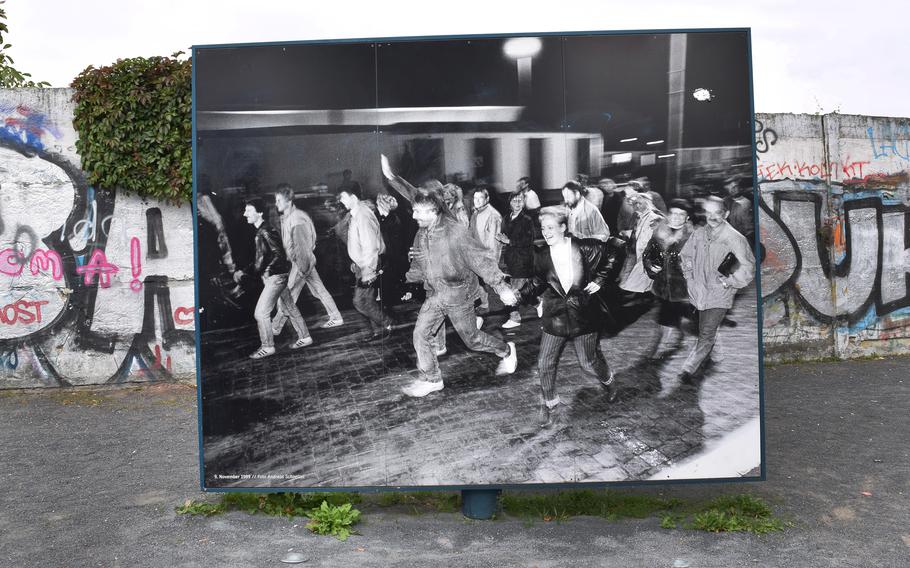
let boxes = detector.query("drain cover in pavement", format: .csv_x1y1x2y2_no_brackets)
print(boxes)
280,552,308,563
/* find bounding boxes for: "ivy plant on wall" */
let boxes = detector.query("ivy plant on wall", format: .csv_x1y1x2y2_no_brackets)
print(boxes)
70,53,191,204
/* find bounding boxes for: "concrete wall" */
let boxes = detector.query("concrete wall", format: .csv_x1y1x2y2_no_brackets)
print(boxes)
0,88,907,387
757,113,910,361
0,89,195,388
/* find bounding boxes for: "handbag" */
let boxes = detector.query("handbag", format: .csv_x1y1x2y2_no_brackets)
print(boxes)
717,252,739,277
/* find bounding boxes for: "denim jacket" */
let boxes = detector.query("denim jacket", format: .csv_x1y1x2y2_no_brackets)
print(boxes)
280,206,317,276
405,215,506,306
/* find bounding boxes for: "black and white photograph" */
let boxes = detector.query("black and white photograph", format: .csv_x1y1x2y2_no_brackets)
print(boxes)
193,30,762,489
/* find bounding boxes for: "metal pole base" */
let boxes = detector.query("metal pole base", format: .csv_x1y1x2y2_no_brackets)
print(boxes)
461,489,501,520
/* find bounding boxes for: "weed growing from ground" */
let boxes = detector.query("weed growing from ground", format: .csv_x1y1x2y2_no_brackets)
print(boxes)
305,501,361,541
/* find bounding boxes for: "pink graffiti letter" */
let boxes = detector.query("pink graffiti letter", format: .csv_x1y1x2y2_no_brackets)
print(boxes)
29,249,63,281
75,249,119,288
0,249,24,277
129,237,142,292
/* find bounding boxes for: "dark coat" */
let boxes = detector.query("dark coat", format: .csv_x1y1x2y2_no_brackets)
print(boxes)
519,238,620,337
500,211,535,278
248,221,290,277
642,222,692,302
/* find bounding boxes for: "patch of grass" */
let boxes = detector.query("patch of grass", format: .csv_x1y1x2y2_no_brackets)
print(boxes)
501,489,683,521
305,500,361,541
370,491,460,513
686,494,788,534
660,513,684,529
766,351,910,368
175,490,788,536
175,492,362,520
500,490,787,534
221,492,362,518
175,499,225,516
47,390,112,407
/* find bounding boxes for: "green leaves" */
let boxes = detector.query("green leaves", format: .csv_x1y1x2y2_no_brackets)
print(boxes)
0,4,49,88
70,54,192,204
305,500,362,541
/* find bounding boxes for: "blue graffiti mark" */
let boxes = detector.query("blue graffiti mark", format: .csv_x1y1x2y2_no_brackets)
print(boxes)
842,190,904,205
0,104,62,152
843,305,910,334
843,305,880,334
0,349,18,371
867,124,910,162
68,186,98,244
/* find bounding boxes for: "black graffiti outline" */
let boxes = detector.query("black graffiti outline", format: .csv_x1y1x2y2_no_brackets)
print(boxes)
0,136,191,387
764,182,910,325
146,207,169,259
9,224,38,265
759,194,801,298
755,119,778,154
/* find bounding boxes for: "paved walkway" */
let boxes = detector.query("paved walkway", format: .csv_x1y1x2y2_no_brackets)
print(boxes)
1,356,907,567
200,285,760,487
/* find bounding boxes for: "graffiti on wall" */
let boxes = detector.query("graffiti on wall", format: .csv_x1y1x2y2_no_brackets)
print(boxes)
867,123,910,162
754,119,778,154
757,115,910,356
0,103,194,387
759,181,909,321
0,104,63,152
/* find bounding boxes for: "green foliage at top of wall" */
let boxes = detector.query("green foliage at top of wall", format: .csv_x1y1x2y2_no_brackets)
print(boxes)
70,53,191,204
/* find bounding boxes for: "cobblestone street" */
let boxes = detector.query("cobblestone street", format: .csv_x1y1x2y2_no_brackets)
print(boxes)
200,285,761,487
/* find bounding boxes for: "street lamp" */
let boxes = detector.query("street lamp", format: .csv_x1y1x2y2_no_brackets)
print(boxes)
503,37,543,103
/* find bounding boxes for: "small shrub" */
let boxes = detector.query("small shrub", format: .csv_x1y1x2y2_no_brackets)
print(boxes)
70,53,192,204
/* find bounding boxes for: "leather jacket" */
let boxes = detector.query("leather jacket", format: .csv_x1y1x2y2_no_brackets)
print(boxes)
643,222,693,302
248,221,290,277
520,237,620,337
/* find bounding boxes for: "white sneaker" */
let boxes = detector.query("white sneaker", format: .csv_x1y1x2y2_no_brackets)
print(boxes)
290,337,314,349
501,319,521,329
476,316,484,329
536,303,544,318
495,341,517,375
435,346,448,357
321,318,343,328
402,379,444,398
249,346,276,359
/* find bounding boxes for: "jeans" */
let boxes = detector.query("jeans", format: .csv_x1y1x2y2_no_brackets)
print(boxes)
255,273,309,348
273,265,342,332
414,296,509,383
538,330,612,404
352,282,392,333
682,307,727,373
657,299,693,328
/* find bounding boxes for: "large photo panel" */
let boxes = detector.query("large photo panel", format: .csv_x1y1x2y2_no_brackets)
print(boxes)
194,30,762,489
